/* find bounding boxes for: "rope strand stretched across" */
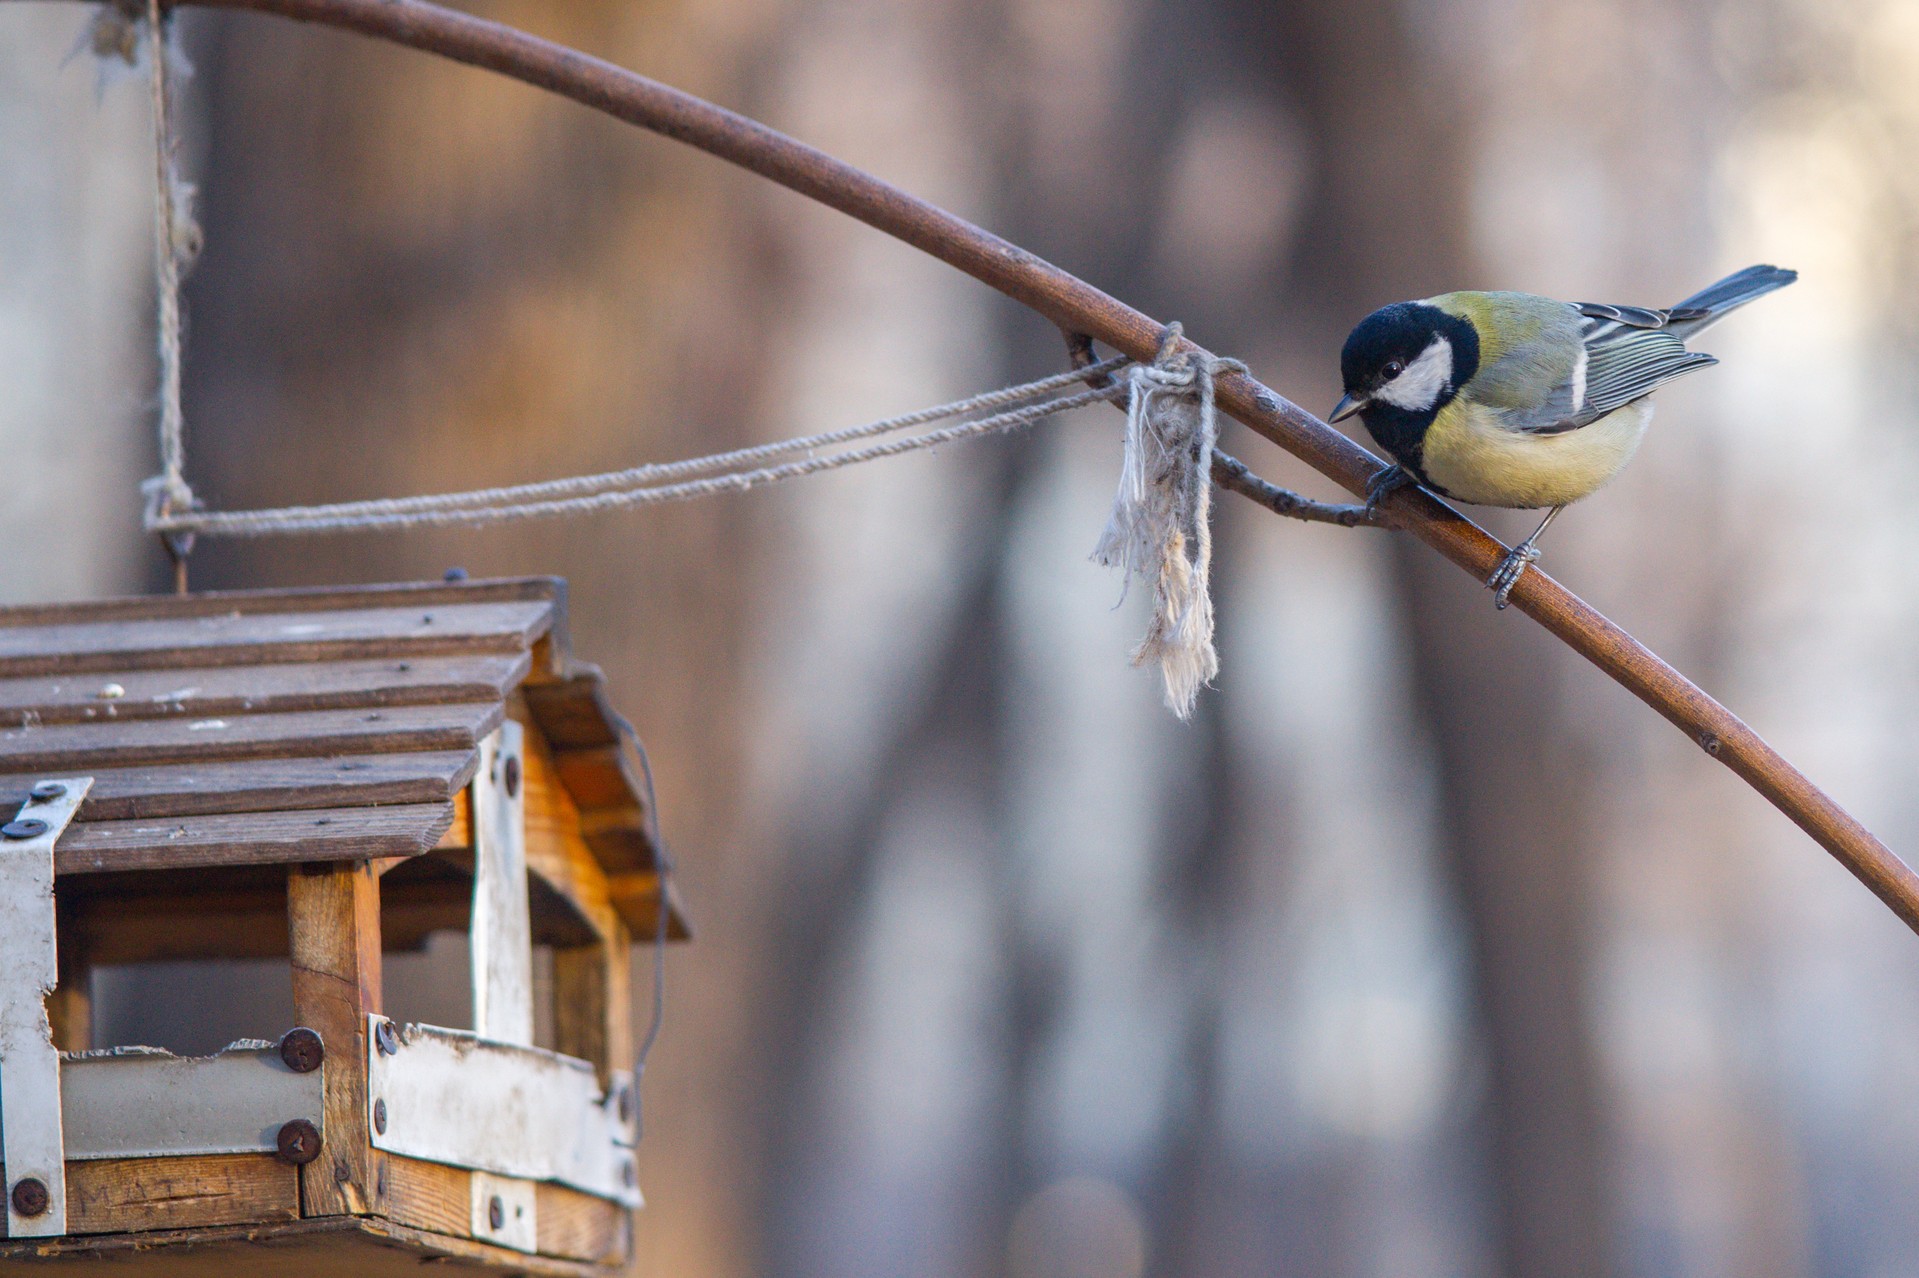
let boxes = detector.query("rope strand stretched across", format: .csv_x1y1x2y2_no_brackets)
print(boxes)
148,371,1131,537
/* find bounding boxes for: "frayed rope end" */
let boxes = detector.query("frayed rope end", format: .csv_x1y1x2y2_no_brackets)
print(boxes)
1092,326,1227,720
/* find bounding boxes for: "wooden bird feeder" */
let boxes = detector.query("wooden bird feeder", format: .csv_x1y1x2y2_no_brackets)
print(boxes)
0,577,685,1275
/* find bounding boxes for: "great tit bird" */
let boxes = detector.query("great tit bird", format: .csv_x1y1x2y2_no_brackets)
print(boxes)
1331,264,1797,607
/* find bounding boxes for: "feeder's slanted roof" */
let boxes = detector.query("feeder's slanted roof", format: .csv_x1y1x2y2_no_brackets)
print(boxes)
0,577,667,935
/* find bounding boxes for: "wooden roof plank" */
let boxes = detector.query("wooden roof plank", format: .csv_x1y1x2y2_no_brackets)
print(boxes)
521,678,621,750
0,703,501,773
0,602,553,678
0,750,479,822
0,652,530,728
0,576,565,628
53,804,456,875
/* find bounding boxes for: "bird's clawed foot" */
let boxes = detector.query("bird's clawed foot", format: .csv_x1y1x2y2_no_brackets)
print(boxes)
1363,464,1413,522
1486,506,1562,610
1487,544,1541,610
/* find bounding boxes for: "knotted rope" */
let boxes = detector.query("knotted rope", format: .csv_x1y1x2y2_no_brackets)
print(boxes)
137,0,199,529
1092,325,1239,719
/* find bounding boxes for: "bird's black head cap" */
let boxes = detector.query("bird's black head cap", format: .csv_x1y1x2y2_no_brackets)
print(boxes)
1340,301,1480,398
1338,301,1480,470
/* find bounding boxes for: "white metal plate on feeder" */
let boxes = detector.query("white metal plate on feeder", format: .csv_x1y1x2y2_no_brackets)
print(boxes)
0,777,92,1239
366,1017,641,1207
471,723,535,1047
60,1040,324,1160
471,1170,539,1253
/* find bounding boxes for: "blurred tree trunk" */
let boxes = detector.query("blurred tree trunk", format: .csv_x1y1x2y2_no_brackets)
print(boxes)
1235,2,1619,1275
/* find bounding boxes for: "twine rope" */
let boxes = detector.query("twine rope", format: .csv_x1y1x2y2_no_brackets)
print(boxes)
142,0,195,517
146,362,1131,537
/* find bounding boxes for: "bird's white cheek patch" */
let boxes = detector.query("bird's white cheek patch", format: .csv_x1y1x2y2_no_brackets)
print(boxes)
1375,336,1453,411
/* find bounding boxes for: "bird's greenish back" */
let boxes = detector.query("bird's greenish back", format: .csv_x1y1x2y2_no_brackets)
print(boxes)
1426,290,1582,413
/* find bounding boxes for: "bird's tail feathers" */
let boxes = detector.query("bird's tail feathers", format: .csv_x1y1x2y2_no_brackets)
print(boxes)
1666,264,1797,338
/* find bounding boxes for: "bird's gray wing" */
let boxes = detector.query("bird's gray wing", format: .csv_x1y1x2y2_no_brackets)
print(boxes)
1488,308,1717,435
1576,313,1718,415
1574,301,1672,329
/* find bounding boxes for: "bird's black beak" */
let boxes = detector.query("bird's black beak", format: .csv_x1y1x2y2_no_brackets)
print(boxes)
1329,392,1367,423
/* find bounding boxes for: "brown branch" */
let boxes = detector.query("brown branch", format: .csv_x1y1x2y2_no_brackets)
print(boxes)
1210,453,1375,527
45,0,1917,933
1063,328,1379,528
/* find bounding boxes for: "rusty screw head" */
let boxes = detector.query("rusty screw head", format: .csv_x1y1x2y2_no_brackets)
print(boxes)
279,1027,324,1074
10,1177,49,1218
27,782,65,803
488,1194,506,1230
2,819,48,840
373,1099,388,1135
374,1019,399,1056
502,754,521,798
276,1119,322,1166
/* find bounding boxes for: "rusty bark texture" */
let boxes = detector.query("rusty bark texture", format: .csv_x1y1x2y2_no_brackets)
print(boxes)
43,0,1913,931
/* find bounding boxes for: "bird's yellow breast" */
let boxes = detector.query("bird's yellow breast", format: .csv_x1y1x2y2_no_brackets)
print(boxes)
1419,399,1652,509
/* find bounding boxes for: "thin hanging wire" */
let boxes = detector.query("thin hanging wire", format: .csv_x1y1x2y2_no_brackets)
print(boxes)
608,708,672,1143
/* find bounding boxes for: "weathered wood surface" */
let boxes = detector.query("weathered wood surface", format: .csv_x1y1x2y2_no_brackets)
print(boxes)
58,867,483,963
534,1181,629,1264
519,679,658,877
608,869,684,942
439,716,681,940
380,1154,472,1240
520,677,620,751
0,1155,299,1239
0,653,529,728
63,881,296,964
287,862,384,1218
0,580,665,918
0,750,480,823
0,1216,604,1275
0,577,566,629
54,804,456,875
0,602,553,678
516,728,620,946
382,1154,627,1265
550,945,611,1086
0,702,500,773
546,745,629,811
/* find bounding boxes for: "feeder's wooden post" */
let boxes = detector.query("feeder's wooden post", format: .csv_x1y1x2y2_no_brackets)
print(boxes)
48,899,90,1053
552,930,627,1087
288,860,385,1217
551,911,635,1256
549,945,604,1076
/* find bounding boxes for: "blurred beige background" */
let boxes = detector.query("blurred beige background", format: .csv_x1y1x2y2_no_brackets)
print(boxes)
6,0,1919,1275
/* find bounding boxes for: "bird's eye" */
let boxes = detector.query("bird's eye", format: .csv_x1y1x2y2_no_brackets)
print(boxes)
1383,360,1406,378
